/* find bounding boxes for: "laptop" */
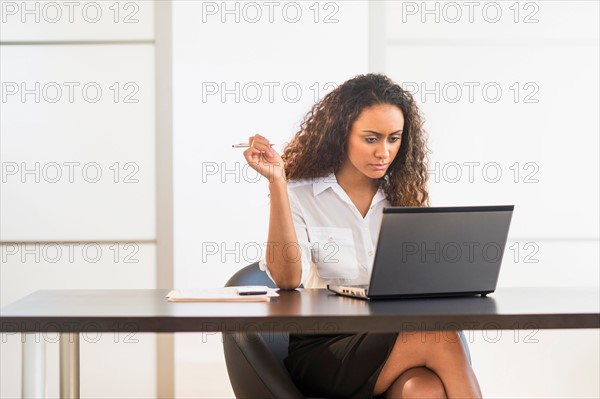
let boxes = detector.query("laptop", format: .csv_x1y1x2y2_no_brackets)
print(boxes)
327,205,514,300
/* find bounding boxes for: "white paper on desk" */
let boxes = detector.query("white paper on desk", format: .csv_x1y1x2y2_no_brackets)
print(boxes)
166,286,279,302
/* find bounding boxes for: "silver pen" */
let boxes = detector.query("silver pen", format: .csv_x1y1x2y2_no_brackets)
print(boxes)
231,143,275,148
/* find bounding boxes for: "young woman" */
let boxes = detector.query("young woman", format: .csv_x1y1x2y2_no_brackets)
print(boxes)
243,74,483,399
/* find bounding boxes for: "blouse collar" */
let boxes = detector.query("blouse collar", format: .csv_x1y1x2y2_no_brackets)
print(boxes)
312,172,387,206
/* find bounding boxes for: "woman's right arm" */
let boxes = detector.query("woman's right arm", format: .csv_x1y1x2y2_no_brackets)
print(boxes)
243,134,302,289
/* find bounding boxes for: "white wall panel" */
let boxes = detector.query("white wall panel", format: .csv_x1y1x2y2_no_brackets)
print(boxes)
498,240,599,288
0,0,154,41
468,329,599,398
386,44,599,238
176,362,233,398
0,242,157,398
174,1,366,66
385,0,599,43
0,242,156,306
0,44,156,241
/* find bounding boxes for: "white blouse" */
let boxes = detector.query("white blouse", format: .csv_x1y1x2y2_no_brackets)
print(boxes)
259,172,390,288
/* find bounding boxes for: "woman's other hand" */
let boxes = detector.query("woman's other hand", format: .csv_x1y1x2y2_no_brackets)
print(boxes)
243,134,286,184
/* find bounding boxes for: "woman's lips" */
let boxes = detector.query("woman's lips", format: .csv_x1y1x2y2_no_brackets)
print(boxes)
369,163,388,171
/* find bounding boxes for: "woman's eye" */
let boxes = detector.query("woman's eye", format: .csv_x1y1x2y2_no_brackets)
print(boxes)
365,138,377,143
389,137,401,143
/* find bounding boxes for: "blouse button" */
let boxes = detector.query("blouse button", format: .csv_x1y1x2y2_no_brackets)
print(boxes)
328,236,334,242
368,251,374,256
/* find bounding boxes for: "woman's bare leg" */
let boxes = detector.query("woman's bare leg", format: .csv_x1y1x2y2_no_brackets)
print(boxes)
373,330,482,398
384,366,447,399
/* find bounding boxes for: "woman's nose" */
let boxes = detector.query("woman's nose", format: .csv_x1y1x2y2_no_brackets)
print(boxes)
375,142,391,159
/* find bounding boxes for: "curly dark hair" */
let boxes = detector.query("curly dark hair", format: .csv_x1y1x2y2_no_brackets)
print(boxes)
282,73,430,206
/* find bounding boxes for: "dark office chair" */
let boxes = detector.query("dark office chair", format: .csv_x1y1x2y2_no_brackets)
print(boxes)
223,262,308,399
222,262,472,399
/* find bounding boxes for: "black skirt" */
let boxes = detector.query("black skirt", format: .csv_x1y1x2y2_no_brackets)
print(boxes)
284,333,399,399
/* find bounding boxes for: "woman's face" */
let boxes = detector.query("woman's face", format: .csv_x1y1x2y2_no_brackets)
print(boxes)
342,103,404,181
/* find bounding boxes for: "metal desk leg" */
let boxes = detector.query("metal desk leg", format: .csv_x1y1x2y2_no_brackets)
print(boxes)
22,333,46,398
59,332,79,399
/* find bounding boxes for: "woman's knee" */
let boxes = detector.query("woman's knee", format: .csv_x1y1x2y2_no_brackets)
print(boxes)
397,330,465,358
435,330,470,358
387,366,446,399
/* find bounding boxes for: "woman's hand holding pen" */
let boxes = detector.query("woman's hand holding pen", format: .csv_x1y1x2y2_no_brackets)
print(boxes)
242,134,286,184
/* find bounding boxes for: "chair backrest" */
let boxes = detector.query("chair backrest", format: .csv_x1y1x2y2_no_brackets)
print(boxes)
224,262,291,365
226,261,275,287
223,262,305,399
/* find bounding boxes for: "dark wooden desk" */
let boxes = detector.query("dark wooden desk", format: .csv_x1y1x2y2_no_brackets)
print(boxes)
1,287,599,398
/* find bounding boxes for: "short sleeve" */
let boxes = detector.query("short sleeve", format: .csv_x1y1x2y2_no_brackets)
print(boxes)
259,187,311,288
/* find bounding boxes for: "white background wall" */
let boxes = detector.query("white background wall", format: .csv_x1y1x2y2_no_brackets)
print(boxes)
1,1,598,398
172,1,599,398
1,1,157,398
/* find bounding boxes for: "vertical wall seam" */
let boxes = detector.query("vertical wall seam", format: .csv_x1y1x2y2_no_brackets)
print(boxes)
155,1,175,397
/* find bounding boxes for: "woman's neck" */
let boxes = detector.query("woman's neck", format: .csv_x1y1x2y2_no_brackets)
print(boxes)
335,168,379,197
